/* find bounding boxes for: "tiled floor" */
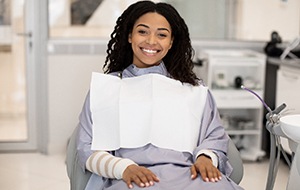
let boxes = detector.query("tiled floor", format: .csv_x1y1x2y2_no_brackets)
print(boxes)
240,159,289,190
0,152,289,190
0,153,69,190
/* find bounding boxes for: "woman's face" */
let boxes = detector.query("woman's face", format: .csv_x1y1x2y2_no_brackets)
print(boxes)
128,12,173,68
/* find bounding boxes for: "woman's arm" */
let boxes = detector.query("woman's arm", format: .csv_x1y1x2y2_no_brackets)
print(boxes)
191,90,231,182
76,92,159,189
76,92,94,171
193,90,229,167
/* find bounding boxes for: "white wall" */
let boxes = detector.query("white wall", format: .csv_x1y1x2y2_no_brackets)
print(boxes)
236,0,300,41
48,54,105,154
48,0,69,26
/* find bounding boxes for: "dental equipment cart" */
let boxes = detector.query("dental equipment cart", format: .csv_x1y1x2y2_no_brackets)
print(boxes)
242,86,300,190
195,49,266,161
195,49,300,189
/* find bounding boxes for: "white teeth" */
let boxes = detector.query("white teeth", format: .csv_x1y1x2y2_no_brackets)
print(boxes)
142,48,157,54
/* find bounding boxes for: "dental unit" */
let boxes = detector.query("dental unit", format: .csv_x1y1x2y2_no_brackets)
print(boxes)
242,85,300,190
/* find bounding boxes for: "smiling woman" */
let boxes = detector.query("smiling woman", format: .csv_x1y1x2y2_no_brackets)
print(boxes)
73,1,244,190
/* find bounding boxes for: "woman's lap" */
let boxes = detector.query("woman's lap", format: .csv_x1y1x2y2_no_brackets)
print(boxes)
104,164,242,190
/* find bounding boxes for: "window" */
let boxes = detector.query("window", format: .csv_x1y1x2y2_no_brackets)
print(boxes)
48,0,300,41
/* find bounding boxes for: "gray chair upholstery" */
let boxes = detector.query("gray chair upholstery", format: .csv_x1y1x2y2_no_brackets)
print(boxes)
227,139,244,184
66,126,91,190
66,127,243,189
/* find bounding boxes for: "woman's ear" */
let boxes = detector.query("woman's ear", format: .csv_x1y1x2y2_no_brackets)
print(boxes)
128,33,132,43
169,39,173,49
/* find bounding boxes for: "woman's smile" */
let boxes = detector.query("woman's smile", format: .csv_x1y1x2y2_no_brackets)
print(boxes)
140,47,162,57
141,48,160,54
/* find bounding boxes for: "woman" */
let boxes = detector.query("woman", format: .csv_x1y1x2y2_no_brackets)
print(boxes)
76,1,243,189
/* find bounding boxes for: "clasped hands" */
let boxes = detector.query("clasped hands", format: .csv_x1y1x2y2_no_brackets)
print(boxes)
122,155,222,189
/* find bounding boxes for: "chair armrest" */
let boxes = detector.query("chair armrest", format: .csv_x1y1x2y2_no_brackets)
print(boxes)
227,139,244,184
66,126,92,190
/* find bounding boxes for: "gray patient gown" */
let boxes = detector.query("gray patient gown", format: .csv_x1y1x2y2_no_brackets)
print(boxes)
76,63,244,190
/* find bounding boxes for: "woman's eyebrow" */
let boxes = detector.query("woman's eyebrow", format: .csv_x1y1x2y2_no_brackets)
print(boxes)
136,24,149,28
136,24,170,33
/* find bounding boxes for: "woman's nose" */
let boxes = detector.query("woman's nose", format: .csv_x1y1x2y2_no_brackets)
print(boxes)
146,34,157,45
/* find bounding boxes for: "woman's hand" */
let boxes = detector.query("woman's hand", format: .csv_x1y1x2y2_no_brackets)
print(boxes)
190,155,222,182
122,164,160,189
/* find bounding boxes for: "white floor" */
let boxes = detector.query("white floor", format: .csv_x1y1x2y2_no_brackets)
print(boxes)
0,153,290,190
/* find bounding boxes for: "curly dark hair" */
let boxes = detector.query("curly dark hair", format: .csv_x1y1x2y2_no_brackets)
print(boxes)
103,0,199,85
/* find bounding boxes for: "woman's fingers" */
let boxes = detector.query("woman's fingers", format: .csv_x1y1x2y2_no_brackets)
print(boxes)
193,155,222,182
123,165,159,188
199,164,220,182
144,171,160,184
135,166,160,186
132,174,146,187
198,165,220,182
125,180,134,189
190,164,198,179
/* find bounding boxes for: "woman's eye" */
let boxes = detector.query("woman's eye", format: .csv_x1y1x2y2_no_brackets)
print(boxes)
138,30,147,35
158,33,167,38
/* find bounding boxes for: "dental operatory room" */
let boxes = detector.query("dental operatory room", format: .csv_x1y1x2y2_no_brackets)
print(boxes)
1,0,300,189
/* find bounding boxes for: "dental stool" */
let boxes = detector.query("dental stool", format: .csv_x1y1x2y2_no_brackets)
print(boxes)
66,126,244,190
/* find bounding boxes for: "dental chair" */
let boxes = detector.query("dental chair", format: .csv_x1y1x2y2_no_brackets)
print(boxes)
66,126,244,190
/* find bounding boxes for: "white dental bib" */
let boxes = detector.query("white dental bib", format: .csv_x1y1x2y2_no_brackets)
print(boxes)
90,73,208,153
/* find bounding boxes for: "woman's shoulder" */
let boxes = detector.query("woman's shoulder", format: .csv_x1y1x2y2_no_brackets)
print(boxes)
196,79,207,87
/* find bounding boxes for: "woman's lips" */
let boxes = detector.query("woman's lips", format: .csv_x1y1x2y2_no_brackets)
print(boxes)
141,48,160,54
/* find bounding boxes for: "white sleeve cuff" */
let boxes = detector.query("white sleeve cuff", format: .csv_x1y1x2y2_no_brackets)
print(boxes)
114,158,137,179
85,151,137,180
195,149,219,167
